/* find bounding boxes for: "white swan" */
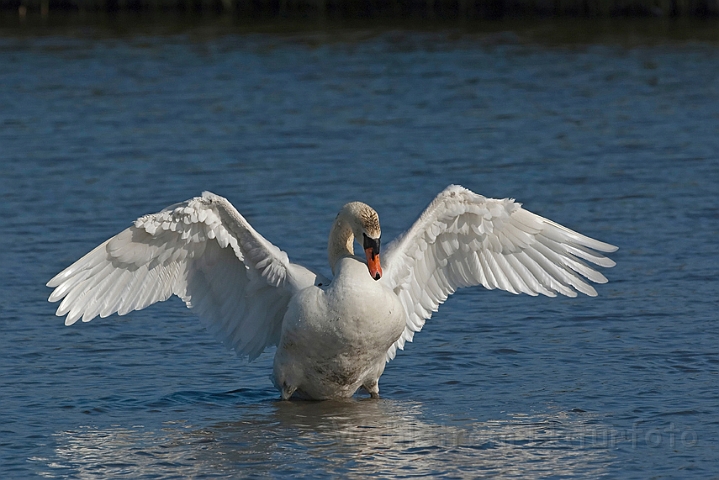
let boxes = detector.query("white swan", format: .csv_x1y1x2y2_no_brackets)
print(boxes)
47,185,617,400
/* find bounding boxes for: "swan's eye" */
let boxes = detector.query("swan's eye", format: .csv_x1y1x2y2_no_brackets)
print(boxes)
362,233,381,256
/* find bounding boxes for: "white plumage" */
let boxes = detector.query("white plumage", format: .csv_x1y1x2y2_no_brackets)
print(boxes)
47,185,617,399
381,186,616,361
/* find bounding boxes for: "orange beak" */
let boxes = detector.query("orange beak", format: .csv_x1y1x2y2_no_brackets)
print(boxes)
364,247,382,281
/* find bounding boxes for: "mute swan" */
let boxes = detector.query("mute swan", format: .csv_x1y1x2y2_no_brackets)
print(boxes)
47,185,617,400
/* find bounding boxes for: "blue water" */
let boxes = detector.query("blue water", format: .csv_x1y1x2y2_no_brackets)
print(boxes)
1,22,718,478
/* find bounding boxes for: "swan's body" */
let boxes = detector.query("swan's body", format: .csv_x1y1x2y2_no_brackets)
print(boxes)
274,257,405,399
47,185,617,400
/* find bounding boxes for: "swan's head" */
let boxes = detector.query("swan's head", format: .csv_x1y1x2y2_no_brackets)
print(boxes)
362,232,382,281
332,202,382,280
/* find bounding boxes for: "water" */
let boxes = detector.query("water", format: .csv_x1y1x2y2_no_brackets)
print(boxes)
1,20,718,478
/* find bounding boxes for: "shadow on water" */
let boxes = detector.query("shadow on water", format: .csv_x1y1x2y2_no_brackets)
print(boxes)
43,397,615,477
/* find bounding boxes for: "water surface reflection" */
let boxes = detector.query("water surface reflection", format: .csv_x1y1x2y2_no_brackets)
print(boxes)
48,399,614,477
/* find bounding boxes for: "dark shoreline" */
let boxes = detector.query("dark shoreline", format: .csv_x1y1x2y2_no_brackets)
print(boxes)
3,0,719,18
1,12,719,46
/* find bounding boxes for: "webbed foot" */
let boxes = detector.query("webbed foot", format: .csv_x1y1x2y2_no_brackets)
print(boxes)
280,382,297,401
363,380,380,399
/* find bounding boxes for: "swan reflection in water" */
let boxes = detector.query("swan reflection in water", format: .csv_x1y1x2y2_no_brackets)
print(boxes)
44,399,612,477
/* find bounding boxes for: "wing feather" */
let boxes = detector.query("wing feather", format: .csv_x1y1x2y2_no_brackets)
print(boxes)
382,185,617,361
47,192,327,360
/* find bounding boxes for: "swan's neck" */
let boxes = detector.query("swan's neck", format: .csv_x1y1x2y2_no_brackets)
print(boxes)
328,217,355,275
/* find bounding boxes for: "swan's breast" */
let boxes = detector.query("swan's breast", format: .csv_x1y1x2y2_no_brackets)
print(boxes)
281,262,405,355
323,258,405,348
273,258,405,397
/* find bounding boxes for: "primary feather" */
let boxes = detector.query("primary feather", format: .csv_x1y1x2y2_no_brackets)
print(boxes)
47,192,324,360
381,185,617,361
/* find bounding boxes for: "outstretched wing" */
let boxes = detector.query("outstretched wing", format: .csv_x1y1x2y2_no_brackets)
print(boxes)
381,185,617,361
47,192,326,360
